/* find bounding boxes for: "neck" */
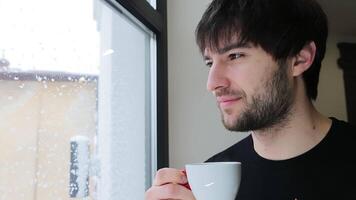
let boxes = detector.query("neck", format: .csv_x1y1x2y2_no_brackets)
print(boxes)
251,80,332,160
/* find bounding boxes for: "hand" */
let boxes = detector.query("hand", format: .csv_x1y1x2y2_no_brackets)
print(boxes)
145,168,196,200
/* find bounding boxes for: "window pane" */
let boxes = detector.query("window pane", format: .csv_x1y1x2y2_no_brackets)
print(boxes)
96,1,156,199
146,0,157,9
0,0,99,74
0,0,156,199
0,0,99,199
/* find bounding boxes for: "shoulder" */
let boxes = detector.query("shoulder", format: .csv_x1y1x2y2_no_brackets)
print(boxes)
327,117,356,152
205,135,253,163
330,117,356,136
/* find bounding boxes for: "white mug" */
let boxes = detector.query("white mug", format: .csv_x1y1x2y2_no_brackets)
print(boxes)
185,162,241,200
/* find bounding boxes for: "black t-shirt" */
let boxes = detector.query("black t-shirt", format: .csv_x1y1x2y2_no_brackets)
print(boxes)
206,118,356,200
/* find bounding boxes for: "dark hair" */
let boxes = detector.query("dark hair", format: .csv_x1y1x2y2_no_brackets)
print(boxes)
196,0,328,100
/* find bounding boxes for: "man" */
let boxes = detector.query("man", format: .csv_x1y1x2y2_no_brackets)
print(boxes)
146,0,356,199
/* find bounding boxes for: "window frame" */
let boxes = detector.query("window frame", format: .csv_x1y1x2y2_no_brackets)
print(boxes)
104,0,168,169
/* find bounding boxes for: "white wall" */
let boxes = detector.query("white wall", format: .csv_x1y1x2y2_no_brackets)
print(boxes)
167,0,356,168
315,34,356,120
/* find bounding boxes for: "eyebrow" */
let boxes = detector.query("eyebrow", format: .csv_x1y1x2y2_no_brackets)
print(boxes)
217,42,251,54
204,42,251,60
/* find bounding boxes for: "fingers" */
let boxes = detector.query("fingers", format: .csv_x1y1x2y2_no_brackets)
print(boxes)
145,183,196,200
153,168,188,186
145,168,195,200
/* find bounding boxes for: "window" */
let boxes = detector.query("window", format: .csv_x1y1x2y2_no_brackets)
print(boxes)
147,0,157,9
0,0,99,74
0,0,167,199
96,1,157,198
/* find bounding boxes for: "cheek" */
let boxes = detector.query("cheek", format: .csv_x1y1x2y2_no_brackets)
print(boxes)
231,69,266,99
248,64,275,91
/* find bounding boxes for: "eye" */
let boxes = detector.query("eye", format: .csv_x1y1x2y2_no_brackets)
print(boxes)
205,60,213,68
228,53,244,60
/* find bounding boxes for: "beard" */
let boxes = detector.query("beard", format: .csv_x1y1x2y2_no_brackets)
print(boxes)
218,63,294,132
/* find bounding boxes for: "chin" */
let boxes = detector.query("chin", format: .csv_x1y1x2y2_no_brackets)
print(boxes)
222,114,253,132
222,115,238,130
220,107,245,130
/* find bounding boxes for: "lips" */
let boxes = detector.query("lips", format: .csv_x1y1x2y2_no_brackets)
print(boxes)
217,96,241,107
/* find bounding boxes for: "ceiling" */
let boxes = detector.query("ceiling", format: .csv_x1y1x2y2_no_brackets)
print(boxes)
317,0,356,35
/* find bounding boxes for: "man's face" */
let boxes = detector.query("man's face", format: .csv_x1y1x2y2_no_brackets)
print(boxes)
204,42,294,132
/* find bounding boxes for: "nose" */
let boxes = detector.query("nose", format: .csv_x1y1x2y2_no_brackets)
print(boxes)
206,62,230,92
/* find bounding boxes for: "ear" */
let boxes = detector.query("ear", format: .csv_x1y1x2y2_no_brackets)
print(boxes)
292,41,316,77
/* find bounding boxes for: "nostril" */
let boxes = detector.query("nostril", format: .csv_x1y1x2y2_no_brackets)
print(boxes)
207,75,229,92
